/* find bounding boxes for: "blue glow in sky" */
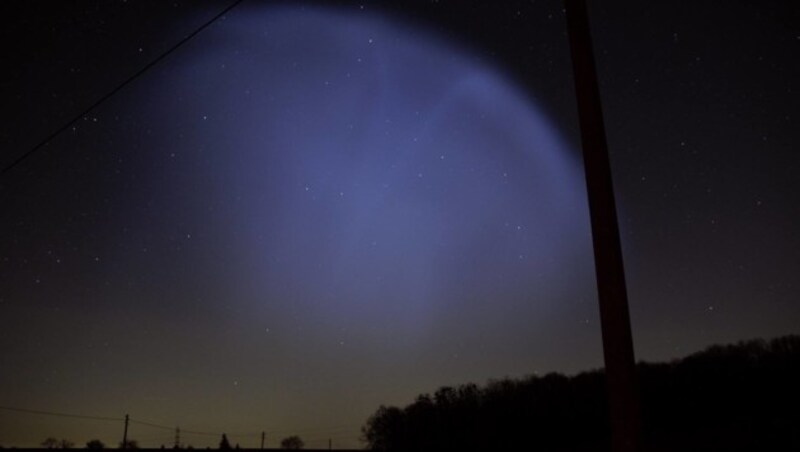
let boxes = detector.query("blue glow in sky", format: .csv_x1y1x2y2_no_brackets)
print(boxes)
120,4,597,354
72,5,597,445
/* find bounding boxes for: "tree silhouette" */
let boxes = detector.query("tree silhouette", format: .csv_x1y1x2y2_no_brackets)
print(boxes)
362,335,800,452
118,440,139,449
86,439,105,449
219,434,231,450
279,436,304,450
39,438,74,449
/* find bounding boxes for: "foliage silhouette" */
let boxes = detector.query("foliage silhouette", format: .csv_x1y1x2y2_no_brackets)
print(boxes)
39,438,75,449
219,434,231,450
86,439,105,449
280,435,304,449
362,335,800,451
118,439,138,449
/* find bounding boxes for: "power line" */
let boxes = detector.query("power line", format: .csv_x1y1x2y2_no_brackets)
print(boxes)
129,418,174,431
0,405,123,422
263,424,360,435
0,404,359,443
0,0,244,178
179,428,222,438
130,418,250,438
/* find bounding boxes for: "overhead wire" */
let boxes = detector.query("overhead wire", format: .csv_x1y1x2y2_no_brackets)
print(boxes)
2,1,253,441
0,405,123,422
1,1,368,445
0,0,244,177
130,417,258,438
263,424,361,434
128,418,174,431
0,406,257,439
1,403,362,447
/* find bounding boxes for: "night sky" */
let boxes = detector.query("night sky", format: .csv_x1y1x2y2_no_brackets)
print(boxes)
1,0,797,448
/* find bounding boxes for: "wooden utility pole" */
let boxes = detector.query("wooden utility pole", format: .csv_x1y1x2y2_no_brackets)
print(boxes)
261,431,265,450
563,1,641,451
122,414,130,449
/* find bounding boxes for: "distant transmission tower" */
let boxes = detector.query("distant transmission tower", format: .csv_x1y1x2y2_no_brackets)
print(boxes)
174,427,181,449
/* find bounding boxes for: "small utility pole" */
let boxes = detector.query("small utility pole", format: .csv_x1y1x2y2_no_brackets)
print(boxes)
174,427,181,449
122,414,129,449
563,1,641,452
328,438,332,450
260,432,265,450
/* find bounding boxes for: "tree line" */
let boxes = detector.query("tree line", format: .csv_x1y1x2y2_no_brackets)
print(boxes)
362,335,800,451
32,434,304,450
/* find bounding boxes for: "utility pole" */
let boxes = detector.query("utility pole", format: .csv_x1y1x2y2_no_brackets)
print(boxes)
122,414,129,449
563,1,641,452
260,431,265,450
174,427,181,449
328,438,332,450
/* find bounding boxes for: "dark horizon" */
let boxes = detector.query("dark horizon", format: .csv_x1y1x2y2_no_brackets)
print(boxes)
1,0,797,449
3,333,798,449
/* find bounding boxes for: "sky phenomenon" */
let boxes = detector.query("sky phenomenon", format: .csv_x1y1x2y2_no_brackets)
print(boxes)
1,0,798,448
